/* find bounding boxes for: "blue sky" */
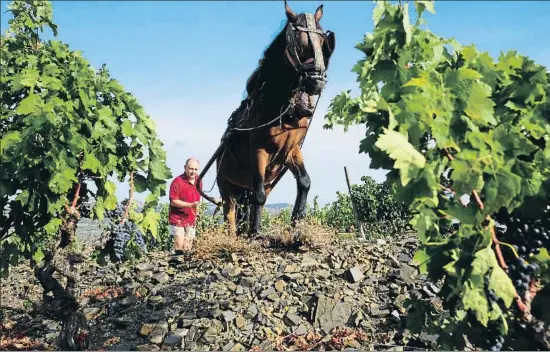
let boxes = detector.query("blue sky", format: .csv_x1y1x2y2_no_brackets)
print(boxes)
2,1,549,206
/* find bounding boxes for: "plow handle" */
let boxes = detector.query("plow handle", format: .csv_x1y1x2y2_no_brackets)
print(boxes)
196,135,228,207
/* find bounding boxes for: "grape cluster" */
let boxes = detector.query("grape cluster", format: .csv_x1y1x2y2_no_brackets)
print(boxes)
105,200,148,260
79,201,93,218
486,334,505,351
493,210,547,300
112,222,131,260
125,219,146,252
105,203,125,222
504,216,549,259
482,276,506,351
507,257,539,300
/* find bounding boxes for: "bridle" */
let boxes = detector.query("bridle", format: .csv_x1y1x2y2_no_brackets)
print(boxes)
284,13,332,88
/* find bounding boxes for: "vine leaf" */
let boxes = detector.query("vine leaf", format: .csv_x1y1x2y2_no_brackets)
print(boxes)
471,247,495,277
488,266,516,308
482,168,522,214
325,0,550,348
464,82,497,126
374,128,426,186
462,282,490,326
415,0,435,18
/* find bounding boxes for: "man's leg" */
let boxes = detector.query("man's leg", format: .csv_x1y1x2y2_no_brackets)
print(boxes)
182,227,196,251
171,225,186,253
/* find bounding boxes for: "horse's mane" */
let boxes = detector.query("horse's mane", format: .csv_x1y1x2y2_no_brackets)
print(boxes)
244,13,311,98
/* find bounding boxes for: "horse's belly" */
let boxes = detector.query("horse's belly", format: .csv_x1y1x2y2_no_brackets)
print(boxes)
218,120,309,189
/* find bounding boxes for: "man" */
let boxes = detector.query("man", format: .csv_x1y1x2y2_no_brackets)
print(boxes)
168,158,203,254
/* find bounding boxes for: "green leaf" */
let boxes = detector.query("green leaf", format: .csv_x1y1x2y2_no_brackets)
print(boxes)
122,119,133,137
415,0,435,17
141,208,160,239
323,2,550,349
105,181,117,195
104,194,118,210
16,94,42,115
449,153,484,195
402,76,429,88
439,204,480,225
373,1,385,26
32,247,45,264
458,67,483,80
471,248,496,277
82,152,101,173
374,128,426,186
1,131,22,150
488,265,516,307
482,168,522,214
464,82,497,126
48,167,78,194
402,3,412,46
149,156,172,181
462,282,490,326
18,68,40,87
532,248,550,284
44,218,62,235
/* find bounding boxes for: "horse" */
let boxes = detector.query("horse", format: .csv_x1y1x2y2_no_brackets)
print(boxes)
197,0,336,236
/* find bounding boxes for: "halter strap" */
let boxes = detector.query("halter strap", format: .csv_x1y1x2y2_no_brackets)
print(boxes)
285,13,326,73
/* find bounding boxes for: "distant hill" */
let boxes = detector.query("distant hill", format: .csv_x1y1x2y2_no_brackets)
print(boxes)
202,202,292,215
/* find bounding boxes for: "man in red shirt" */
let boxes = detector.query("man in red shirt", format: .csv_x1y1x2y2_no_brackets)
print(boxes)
168,158,203,254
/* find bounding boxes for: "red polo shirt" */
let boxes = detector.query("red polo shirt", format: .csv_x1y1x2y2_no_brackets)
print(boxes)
168,174,203,227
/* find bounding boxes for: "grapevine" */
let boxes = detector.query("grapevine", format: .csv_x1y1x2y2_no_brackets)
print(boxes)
0,0,171,350
325,1,550,350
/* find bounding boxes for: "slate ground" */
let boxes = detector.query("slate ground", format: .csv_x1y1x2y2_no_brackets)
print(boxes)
0,221,447,351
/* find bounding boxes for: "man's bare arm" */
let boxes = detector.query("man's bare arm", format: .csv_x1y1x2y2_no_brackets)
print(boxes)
170,199,197,208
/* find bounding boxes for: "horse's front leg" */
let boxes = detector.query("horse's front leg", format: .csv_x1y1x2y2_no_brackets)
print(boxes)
250,149,269,235
286,148,311,224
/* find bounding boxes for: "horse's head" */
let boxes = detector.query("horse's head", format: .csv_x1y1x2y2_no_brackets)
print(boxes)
283,1,336,96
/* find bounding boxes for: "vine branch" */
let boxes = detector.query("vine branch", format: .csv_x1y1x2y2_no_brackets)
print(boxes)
489,223,507,269
487,215,529,314
121,170,134,224
443,148,454,161
67,157,84,214
472,190,484,210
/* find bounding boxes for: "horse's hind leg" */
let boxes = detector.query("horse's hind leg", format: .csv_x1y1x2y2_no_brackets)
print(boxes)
286,148,311,224
216,175,239,236
236,191,251,235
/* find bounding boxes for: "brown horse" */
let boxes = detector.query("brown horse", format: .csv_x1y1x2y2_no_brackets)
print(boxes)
198,0,336,236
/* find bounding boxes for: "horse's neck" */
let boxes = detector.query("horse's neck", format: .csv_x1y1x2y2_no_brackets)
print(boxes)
257,68,297,107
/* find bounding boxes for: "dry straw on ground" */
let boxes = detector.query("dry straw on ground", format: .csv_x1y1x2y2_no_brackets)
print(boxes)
257,220,335,251
192,226,261,260
192,221,334,260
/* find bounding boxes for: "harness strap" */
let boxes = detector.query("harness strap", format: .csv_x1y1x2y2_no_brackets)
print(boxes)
304,13,325,72
285,14,326,73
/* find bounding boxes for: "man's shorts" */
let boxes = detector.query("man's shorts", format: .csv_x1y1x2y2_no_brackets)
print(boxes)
169,225,196,240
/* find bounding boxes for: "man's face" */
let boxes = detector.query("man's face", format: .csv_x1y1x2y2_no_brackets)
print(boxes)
185,160,199,179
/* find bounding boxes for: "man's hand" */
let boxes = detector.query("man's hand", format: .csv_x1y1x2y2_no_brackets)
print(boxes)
191,201,200,208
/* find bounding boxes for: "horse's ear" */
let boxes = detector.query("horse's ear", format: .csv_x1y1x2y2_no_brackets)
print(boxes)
314,4,323,22
284,0,297,22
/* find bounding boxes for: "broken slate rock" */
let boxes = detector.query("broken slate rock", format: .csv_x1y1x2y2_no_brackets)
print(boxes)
346,266,365,283
313,295,352,334
149,321,169,345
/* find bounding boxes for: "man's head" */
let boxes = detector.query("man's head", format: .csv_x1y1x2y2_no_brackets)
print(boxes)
184,158,200,179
